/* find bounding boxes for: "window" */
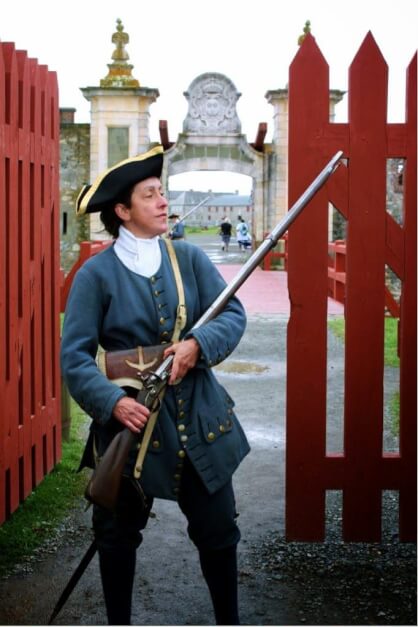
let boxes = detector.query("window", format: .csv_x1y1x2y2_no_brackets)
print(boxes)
108,127,129,167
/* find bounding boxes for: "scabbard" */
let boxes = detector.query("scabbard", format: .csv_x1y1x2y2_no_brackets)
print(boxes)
48,540,97,624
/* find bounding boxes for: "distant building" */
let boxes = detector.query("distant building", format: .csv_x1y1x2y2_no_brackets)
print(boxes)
168,190,252,228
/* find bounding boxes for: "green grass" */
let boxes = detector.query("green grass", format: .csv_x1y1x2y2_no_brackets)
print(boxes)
0,401,88,577
328,316,400,367
185,225,219,235
328,316,400,436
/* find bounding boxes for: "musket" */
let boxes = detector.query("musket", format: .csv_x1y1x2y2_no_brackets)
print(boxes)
48,150,343,623
85,150,343,511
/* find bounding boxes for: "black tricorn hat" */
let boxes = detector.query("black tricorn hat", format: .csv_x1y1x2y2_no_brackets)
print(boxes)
76,145,164,215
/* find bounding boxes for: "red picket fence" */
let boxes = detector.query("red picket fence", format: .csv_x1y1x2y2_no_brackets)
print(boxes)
286,33,416,541
0,43,61,524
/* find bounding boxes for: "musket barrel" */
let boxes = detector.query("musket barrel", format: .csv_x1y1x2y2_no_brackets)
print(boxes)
192,150,343,329
155,151,343,372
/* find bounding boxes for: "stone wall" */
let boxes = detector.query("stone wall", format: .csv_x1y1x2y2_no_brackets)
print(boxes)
59,111,91,272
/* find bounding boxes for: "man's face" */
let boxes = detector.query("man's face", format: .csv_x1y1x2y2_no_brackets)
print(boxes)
116,176,169,238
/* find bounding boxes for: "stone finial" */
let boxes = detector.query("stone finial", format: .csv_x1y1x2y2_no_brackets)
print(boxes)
100,19,140,88
297,20,312,46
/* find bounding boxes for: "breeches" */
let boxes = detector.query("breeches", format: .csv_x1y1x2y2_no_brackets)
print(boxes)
92,456,241,553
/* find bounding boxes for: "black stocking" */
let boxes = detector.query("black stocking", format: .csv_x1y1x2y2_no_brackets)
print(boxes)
199,545,240,625
98,547,136,625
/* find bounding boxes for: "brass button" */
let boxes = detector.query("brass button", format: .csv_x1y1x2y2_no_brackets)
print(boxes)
161,331,170,338
179,410,185,418
173,487,180,495
228,408,233,414
174,473,181,481
151,276,156,283
177,424,185,432
207,432,216,441
226,419,232,427
177,450,186,459
219,425,225,433
152,440,160,449
180,435,188,443
154,290,160,296
159,317,165,325
177,399,184,406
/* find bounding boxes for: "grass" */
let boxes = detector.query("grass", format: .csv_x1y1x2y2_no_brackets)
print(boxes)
0,400,88,577
184,225,219,235
328,316,400,367
328,316,401,435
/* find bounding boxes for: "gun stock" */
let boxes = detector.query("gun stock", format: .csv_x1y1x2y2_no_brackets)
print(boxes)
86,151,344,511
84,383,165,510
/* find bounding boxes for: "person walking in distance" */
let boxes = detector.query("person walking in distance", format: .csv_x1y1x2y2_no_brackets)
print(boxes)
236,216,251,251
219,216,232,252
61,146,250,625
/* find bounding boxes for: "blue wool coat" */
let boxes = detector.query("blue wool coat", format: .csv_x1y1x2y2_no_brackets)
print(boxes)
61,239,250,500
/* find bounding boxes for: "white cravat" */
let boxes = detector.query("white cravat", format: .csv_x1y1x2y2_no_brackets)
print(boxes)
114,226,162,278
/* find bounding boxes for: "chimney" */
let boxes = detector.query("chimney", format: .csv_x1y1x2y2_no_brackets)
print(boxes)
60,108,76,124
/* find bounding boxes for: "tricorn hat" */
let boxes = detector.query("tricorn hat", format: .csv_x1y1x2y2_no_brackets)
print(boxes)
76,145,164,215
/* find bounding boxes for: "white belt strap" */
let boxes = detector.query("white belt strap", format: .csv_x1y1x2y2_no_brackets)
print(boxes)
133,238,186,480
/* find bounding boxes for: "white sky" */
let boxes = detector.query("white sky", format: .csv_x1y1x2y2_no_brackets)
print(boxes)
1,0,416,193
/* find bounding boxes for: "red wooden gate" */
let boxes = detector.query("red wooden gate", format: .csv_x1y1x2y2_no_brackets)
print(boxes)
0,43,61,524
286,33,416,542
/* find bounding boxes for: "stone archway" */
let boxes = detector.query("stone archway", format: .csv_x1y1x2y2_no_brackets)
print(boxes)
160,73,267,240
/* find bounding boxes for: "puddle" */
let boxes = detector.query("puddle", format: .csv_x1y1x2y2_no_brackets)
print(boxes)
214,360,269,374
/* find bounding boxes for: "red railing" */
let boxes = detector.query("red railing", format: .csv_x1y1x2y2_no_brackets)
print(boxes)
327,240,347,304
0,43,61,524
261,234,288,271
328,240,401,317
60,240,111,312
286,33,416,542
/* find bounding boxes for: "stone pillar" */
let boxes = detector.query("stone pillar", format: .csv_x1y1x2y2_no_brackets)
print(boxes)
81,87,159,181
265,88,345,237
265,89,289,225
80,19,160,239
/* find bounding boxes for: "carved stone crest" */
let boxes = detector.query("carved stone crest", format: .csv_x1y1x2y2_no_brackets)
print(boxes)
183,73,241,134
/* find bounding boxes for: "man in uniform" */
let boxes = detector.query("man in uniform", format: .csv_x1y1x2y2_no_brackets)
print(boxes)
61,146,250,625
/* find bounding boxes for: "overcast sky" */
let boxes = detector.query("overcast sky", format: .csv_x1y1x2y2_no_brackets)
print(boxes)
1,0,416,193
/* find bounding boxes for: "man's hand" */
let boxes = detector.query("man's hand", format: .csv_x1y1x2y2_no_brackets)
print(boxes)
163,338,201,384
113,396,150,433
